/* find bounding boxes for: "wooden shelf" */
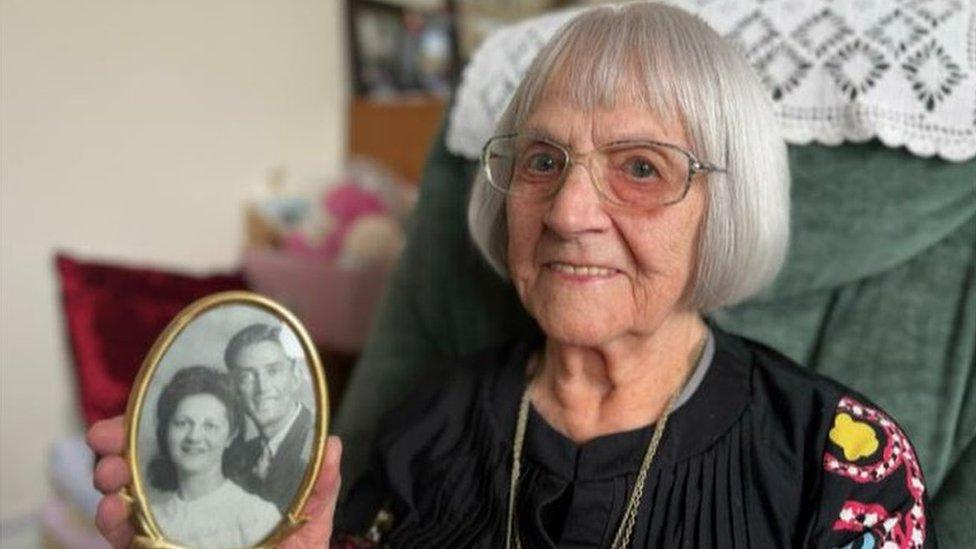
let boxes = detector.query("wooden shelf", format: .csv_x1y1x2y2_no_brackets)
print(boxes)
348,96,446,183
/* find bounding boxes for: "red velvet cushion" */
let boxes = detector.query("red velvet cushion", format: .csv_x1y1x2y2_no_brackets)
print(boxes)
55,254,247,425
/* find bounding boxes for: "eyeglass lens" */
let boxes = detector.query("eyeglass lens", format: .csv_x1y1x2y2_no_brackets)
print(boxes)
485,136,691,208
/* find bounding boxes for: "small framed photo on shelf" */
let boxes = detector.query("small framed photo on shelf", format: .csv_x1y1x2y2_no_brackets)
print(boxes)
347,0,456,98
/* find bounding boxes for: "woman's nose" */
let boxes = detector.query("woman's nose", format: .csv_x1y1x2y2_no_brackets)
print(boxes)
186,424,203,441
543,161,610,237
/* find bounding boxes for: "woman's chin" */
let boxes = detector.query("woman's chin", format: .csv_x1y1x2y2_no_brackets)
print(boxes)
526,290,630,345
175,458,218,477
534,310,625,347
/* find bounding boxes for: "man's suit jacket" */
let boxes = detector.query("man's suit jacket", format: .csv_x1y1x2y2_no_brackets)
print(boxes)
234,405,313,513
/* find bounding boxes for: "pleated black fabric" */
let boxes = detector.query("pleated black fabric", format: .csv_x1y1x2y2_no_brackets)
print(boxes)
336,326,936,548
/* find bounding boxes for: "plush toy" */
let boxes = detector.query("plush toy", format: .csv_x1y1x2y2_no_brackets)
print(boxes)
339,213,405,268
320,182,389,259
279,160,410,266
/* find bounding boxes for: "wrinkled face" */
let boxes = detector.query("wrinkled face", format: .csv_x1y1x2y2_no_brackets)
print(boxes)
506,98,706,346
230,341,299,431
167,393,233,476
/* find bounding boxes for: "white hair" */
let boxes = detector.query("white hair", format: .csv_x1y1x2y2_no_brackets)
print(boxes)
467,2,790,310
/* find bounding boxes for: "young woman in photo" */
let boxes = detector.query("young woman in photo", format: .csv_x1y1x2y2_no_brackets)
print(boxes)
147,366,280,549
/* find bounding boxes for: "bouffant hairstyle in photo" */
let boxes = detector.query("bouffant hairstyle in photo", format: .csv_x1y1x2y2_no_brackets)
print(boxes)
148,365,245,491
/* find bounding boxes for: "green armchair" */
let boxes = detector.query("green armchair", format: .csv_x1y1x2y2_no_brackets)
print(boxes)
336,113,975,544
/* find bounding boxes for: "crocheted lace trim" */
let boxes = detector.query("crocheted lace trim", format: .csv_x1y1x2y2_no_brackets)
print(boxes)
447,0,976,162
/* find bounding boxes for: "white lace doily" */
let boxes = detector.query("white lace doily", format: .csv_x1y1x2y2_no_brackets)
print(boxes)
447,0,976,162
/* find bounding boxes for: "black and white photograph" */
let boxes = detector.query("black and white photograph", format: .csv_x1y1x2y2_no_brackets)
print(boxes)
129,296,324,549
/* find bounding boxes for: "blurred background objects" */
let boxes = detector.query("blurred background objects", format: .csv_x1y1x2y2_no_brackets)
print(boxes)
0,1,591,546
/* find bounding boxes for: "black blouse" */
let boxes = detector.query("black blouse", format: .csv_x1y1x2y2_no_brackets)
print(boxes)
336,327,935,548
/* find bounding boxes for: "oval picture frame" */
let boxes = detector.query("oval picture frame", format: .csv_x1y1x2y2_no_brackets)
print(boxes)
124,291,329,549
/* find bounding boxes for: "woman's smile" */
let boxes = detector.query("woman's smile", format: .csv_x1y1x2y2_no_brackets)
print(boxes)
177,442,209,456
544,261,621,280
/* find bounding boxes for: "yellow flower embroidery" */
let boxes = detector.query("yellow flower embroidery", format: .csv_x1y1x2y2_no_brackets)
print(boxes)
829,412,879,461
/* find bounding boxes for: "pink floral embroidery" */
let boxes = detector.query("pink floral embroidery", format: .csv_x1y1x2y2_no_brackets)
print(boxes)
823,397,926,548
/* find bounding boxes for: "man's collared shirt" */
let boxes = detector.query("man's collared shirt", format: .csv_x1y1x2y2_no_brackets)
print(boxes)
265,401,302,457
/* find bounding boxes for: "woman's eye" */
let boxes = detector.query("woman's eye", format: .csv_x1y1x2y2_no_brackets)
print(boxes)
527,153,558,173
626,158,659,180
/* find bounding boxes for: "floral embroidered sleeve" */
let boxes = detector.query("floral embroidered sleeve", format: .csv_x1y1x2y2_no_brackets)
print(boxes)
811,396,934,548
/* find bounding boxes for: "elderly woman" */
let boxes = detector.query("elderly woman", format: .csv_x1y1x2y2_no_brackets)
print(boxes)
89,3,933,548
145,366,280,548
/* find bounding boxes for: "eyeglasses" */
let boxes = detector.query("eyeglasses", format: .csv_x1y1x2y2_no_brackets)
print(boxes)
481,133,726,210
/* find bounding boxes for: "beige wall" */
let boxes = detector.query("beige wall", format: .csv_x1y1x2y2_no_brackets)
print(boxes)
0,0,347,523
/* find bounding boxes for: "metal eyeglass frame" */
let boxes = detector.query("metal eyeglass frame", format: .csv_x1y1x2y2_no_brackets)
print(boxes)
481,133,727,208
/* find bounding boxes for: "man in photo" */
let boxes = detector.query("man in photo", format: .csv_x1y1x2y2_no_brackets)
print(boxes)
224,323,312,513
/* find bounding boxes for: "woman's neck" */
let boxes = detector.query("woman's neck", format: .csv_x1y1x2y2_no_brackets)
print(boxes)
177,466,225,502
529,312,706,444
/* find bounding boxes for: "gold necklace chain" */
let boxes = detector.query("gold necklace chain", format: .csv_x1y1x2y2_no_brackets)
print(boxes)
505,338,704,549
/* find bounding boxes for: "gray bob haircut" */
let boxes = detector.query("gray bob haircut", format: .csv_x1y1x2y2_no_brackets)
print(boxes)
467,2,790,311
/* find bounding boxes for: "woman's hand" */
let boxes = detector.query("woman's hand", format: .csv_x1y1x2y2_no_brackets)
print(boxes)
86,416,343,548
278,436,342,549
87,416,135,548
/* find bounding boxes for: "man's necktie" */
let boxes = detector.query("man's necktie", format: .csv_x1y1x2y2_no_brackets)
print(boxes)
254,440,273,480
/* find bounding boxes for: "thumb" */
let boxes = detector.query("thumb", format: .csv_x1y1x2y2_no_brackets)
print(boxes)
280,435,342,548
